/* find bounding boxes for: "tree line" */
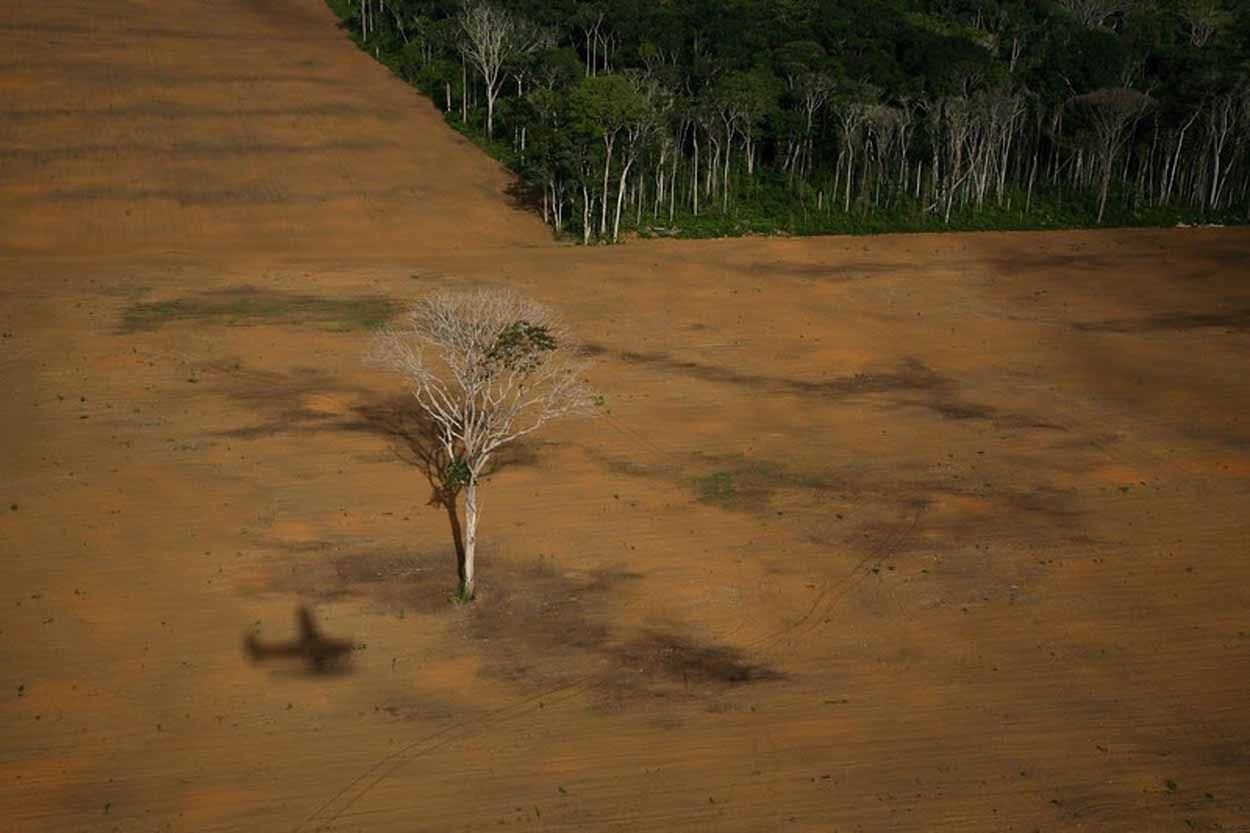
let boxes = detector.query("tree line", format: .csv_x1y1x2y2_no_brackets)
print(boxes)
332,0,1250,241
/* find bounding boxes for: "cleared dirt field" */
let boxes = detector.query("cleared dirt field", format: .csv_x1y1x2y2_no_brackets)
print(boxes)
3,1,1250,831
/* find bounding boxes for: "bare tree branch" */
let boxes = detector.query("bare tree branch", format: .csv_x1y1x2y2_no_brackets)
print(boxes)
1055,0,1133,30
1180,0,1233,47
365,289,600,599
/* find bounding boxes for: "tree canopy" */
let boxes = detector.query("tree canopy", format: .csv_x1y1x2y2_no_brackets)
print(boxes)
334,0,1250,239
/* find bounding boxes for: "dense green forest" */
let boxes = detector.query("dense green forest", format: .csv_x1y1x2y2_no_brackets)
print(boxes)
328,0,1250,241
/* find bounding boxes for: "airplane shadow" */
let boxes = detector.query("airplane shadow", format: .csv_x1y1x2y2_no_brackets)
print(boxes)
244,605,356,677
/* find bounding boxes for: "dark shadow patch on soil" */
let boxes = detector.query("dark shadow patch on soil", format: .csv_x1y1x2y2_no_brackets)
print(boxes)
0,103,399,122
199,363,375,439
590,345,1065,429
826,481,1094,608
977,251,1121,273
1045,432,1124,453
4,60,357,87
1073,309,1250,334
997,485,1085,520
604,347,947,400
614,631,785,685
463,559,785,695
0,22,339,43
463,559,629,681
1174,421,1250,452
1205,245,1250,268
370,691,463,724
255,542,460,617
732,260,914,281
4,138,402,163
40,182,425,208
736,250,1133,283
584,450,659,481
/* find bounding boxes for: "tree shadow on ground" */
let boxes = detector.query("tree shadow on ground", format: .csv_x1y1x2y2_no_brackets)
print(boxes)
582,348,1065,430
457,558,786,699
1073,308,1250,334
257,540,463,617
342,396,547,590
351,397,470,591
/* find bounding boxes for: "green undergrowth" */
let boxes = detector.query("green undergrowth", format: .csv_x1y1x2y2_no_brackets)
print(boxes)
635,178,1244,240
122,291,398,333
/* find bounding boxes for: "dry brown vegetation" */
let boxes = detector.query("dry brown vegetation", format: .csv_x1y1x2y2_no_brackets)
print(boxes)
2,0,1249,831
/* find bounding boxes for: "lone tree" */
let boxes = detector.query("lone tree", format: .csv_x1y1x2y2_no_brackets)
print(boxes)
368,290,600,600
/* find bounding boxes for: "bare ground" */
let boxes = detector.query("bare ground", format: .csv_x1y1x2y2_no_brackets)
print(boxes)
2,1,1249,831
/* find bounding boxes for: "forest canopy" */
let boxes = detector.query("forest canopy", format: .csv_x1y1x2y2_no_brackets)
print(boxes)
333,0,1250,240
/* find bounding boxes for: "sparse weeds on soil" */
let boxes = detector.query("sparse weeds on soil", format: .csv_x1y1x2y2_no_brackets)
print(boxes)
121,291,398,333
693,456,836,512
697,471,738,503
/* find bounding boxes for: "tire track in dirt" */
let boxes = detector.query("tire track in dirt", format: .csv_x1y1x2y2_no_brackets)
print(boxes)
293,677,597,832
600,409,928,654
742,502,925,656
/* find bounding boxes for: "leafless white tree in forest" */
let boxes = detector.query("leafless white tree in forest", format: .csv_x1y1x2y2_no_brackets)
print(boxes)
795,73,835,178
366,290,600,600
1068,87,1155,222
1202,86,1249,209
1180,0,1232,47
459,1,517,138
1055,0,1133,30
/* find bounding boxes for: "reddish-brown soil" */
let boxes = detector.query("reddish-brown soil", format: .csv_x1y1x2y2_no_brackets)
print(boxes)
3,1,1249,831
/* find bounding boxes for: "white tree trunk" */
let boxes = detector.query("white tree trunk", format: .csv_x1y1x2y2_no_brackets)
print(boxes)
462,481,478,597
600,137,614,238
485,83,498,138
691,134,700,216
582,185,592,244
845,144,855,212
461,59,468,122
613,160,634,242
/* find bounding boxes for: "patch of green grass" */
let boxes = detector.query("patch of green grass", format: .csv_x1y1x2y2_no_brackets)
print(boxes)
450,582,476,605
697,471,738,503
121,291,399,333
691,456,840,513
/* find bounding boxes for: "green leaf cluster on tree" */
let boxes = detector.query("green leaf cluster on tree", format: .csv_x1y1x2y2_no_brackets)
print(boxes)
329,0,1250,240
